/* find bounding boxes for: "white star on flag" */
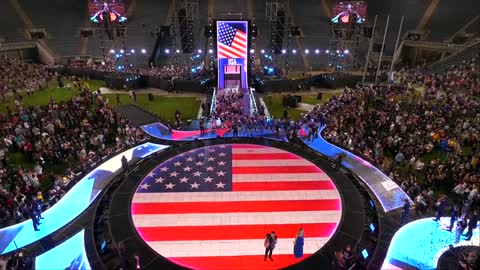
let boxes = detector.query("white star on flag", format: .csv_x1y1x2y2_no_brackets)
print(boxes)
190,182,200,189
165,182,175,189
193,171,202,177
155,177,164,184
146,171,155,178
208,157,215,162
216,182,225,188
186,157,193,161
198,153,205,157
139,183,150,190
160,166,168,172
196,161,204,166
216,171,226,176
170,171,179,177
204,176,213,183
219,152,226,157
183,166,192,172
209,148,216,153
206,166,214,171
218,161,226,166
174,161,182,166
179,177,189,183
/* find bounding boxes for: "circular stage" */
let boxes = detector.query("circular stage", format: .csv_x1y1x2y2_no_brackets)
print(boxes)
130,144,342,270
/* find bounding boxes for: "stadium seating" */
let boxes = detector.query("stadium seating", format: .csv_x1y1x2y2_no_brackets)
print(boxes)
0,1,27,43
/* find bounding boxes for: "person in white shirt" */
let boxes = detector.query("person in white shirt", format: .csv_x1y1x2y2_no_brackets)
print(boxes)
468,184,478,201
453,182,467,195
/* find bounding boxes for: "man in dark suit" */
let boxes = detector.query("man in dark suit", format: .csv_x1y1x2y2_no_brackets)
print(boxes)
434,197,447,222
465,210,478,240
401,199,410,225
28,206,40,231
264,231,277,262
448,205,459,231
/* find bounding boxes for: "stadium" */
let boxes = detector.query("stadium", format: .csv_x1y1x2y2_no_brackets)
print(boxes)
0,0,479,269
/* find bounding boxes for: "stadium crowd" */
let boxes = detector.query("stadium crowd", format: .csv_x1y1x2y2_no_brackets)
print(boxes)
0,82,146,228
303,58,480,224
0,55,52,100
66,61,193,80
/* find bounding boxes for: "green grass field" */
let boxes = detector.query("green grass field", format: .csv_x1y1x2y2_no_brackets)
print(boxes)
299,92,339,105
263,92,339,120
0,80,105,113
103,94,201,122
263,95,305,120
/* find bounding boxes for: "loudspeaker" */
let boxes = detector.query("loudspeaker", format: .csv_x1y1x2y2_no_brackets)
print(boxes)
282,95,299,108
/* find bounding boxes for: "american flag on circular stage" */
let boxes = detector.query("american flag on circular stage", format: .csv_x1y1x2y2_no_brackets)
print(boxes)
131,144,342,269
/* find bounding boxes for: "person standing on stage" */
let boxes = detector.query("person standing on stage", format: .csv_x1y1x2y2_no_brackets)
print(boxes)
465,210,478,241
28,205,40,231
199,118,205,136
401,199,410,225
293,228,304,258
434,196,447,221
448,205,459,231
264,231,277,261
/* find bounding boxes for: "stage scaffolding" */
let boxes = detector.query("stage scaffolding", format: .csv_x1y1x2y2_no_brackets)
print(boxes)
170,0,199,67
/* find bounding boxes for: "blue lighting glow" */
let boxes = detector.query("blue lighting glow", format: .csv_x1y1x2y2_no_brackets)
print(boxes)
35,230,90,270
369,223,375,232
361,249,369,259
382,217,480,270
0,143,168,255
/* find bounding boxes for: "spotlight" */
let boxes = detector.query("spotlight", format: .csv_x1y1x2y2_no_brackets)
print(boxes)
344,49,350,54
165,49,170,54
109,49,115,54
120,49,124,54
305,49,309,54
208,49,213,54
197,49,202,53
315,49,320,54
260,49,265,54
325,50,330,53
250,49,255,53
176,49,180,53
130,49,135,53
141,49,146,54
281,49,286,54
336,50,340,53
292,49,297,54
101,61,105,65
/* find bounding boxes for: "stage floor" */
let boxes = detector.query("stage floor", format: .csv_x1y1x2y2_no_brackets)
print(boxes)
130,144,342,269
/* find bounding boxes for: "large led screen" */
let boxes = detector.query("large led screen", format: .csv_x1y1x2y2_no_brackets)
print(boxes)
88,0,127,23
216,21,248,89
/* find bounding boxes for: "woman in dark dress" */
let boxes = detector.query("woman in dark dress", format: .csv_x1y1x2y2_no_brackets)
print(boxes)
294,228,304,258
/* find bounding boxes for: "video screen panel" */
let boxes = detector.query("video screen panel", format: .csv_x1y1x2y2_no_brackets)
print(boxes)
216,21,248,89
88,0,127,23
331,1,367,24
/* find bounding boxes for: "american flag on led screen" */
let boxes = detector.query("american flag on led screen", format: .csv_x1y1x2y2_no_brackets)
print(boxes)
131,144,342,269
217,21,248,59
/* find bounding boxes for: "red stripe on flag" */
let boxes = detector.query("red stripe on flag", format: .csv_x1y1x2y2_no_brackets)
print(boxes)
235,33,247,43
170,254,310,270
218,43,244,58
233,166,322,174
132,199,341,214
233,181,336,191
136,223,337,241
232,153,302,160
